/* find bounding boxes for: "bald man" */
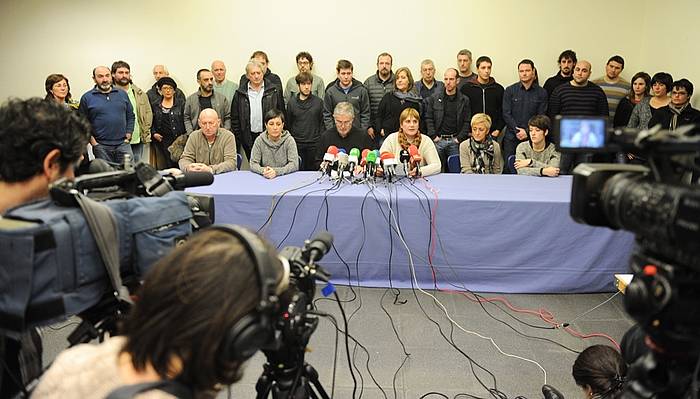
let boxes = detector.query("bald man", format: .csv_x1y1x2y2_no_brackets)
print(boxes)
211,60,238,103
147,64,186,104
79,65,135,165
548,60,609,173
179,108,237,174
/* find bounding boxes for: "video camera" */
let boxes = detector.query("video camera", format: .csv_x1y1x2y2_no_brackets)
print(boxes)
559,115,700,398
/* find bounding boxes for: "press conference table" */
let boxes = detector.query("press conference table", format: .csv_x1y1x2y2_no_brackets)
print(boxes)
188,172,634,293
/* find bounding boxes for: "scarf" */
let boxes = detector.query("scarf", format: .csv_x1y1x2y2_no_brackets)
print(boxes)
469,138,495,174
398,130,422,151
669,102,689,131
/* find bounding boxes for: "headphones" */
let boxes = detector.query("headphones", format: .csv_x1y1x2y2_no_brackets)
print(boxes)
210,224,287,363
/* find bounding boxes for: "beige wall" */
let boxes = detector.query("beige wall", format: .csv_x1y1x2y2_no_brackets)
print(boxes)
1,0,698,105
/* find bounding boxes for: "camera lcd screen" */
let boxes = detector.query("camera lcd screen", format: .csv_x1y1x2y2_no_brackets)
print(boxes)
557,117,607,151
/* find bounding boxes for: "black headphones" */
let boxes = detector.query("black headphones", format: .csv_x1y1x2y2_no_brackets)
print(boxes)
210,224,284,363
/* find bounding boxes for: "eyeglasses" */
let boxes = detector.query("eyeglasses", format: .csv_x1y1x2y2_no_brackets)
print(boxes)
671,91,688,96
160,86,174,91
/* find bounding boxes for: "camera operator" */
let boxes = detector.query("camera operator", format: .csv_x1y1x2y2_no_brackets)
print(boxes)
0,98,91,397
32,228,288,398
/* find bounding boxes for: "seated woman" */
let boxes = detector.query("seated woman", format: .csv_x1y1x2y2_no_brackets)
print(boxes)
514,115,560,176
572,344,627,399
44,73,79,110
33,227,288,398
250,109,299,179
459,113,503,174
379,107,441,177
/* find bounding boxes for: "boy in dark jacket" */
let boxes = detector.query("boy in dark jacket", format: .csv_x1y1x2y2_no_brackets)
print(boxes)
287,72,324,170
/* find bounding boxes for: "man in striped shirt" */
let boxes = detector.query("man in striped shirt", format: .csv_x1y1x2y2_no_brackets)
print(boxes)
548,60,609,174
593,55,631,120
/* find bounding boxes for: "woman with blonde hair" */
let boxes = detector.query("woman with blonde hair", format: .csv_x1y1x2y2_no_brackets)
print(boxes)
459,113,503,174
379,107,441,176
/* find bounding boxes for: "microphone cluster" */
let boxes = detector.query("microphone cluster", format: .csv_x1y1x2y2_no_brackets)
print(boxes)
319,145,423,183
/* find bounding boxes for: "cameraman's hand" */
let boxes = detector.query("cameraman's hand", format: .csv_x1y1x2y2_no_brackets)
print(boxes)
542,167,560,177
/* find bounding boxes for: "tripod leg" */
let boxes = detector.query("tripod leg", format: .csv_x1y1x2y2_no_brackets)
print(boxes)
304,363,330,399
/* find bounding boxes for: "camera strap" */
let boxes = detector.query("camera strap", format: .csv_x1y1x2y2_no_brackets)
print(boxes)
105,380,193,399
72,192,133,305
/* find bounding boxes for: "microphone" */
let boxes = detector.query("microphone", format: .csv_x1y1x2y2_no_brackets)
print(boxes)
399,149,410,176
336,152,349,178
380,152,398,182
322,145,339,175
348,148,360,172
165,171,214,190
408,145,422,177
365,151,378,178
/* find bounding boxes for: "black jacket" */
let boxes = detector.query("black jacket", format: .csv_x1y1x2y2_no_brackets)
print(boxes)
648,104,700,134
460,78,505,132
231,80,285,151
375,91,422,135
425,90,471,141
314,126,376,169
150,96,187,147
239,69,283,96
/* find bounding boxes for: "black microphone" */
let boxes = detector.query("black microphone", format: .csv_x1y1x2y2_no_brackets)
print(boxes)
399,149,410,175
165,171,214,190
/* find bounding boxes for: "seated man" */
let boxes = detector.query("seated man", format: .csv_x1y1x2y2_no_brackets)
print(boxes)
179,109,236,174
514,115,560,177
315,102,376,170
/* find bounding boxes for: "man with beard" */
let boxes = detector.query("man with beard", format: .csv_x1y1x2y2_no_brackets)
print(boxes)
111,60,152,163
364,53,394,142
285,51,325,104
543,49,577,97
184,68,231,133
79,65,134,165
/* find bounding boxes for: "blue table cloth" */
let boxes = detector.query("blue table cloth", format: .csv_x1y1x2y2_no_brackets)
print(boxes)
189,172,635,293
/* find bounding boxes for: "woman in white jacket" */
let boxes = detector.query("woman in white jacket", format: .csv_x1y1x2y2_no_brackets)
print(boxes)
379,108,441,177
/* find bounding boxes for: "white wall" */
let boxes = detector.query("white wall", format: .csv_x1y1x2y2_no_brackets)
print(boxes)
1,0,698,105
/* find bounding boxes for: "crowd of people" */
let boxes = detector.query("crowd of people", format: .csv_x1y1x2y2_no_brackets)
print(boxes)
43,49,700,180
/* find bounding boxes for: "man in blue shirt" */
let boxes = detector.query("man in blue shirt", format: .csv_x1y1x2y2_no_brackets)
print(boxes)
502,59,548,172
79,65,134,166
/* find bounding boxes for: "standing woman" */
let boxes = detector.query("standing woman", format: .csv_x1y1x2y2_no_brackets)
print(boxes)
379,107,441,176
459,113,503,174
250,109,299,179
150,77,187,169
375,67,422,142
44,74,79,110
627,72,672,129
614,72,651,128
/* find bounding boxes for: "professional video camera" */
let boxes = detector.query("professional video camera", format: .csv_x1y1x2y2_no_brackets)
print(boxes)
0,160,215,342
254,231,334,399
558,115,700,398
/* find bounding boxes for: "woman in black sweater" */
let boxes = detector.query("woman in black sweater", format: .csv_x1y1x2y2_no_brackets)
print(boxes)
374,67,422,140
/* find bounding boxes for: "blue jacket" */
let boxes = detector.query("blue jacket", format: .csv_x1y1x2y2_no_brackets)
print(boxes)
502,82,548,138
79,86,135,145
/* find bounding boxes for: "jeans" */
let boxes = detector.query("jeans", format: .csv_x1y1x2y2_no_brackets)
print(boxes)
434,137,459,172
502,135,523,174
93,142,133,167
131,143,143,163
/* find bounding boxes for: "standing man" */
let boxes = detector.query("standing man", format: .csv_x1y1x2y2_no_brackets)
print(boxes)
111,60,152,163
231,60,285,160
424,68,471,172
543,49,577,97
184,69,231,133
79,65,134,165
211,60,239,105
548,60,609,174
147,64,186,104
364,53,394,142
324,59,371,133
414,59,444,100
456,49,477,91
461,56,505,140
239,50,283,96
593,55,630,119
502,59,548,170
287,72,324,170
285,51,325,103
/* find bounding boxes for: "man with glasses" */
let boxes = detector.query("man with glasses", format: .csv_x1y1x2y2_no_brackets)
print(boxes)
285,51,325,104
179,108,237,174
315,102,375,169
649,78,700,132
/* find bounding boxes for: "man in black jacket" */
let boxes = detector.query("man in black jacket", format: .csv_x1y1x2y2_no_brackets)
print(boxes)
425,68,471,172
460,56,505,140
315,102,375,170
238,50,284,97
287,72,324,170
543,50,577,97
231,60,285,160
649,79,700,133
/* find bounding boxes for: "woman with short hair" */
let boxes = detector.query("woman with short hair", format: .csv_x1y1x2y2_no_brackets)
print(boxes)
627,72,672,130
250,109,299,179
459,113,503,174
150,76,187,169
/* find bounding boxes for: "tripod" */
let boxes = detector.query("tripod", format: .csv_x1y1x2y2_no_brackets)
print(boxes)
255,315,329,399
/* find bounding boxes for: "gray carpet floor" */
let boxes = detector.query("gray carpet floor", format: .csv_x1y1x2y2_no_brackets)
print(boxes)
40,285,634,399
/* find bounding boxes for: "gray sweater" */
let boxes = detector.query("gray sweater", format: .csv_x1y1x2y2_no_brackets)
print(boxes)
249,130,299,176
183,90,231,133
627,96,653,130
514,142,560,176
